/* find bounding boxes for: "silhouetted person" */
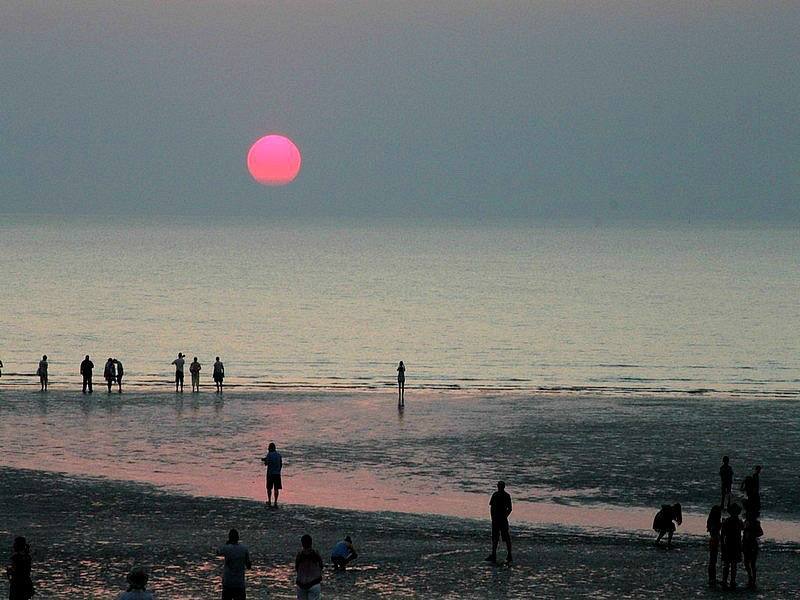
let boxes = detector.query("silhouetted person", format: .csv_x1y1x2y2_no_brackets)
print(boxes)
6,536,34,600
117,566,154,600
261,442,283,508
217,528,251,600
295,534,323,600
486,481,513,563
172,353,185,392
115,359,124,393
213,357,225,393
0,359,4,378
190,357,201,392
396,361,405,407
37,355,48,391
719,456,733,508
721,503,744,589
742,465,762,518
653,503,682,547
330,536,358,571
742,517,763,589
104,358,116,392
80,355,94,393
707,505,722,586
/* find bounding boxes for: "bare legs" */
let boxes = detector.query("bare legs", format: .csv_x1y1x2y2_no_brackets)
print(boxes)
398,381,404,407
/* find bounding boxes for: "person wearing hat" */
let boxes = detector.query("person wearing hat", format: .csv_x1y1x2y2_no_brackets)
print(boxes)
720,503,744,590
330,536,358,571
117,566,154,599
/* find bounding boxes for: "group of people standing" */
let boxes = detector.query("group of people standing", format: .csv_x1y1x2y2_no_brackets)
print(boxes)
654,456,766,590
171,353,225,393
709,457,764,590
79,356,124,393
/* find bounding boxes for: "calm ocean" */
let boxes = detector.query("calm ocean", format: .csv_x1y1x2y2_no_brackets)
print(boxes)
1,217,798,398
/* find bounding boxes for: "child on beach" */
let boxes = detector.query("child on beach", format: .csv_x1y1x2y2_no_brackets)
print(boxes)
706,505,722,585
742,517,763,589
295,534,323,600
117,566,154,600
330,536,358,571
720,503,744,590
6,536,34,600
653,503,682,548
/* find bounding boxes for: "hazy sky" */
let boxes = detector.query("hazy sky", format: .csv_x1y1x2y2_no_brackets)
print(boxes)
1,1,798,221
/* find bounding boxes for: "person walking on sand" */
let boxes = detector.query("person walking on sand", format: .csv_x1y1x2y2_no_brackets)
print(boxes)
37,355,48,391
719,456,733,508
6,536,35,600
721,503,744,590
742,516,763,589
117,566,154,600
486,481,513,564
189,357,201,392
330,536,358,571
396,361,405,407
707,505,722,586
172,353,185,392
80,355,94,394
213,357,225,393
261,442,283,508
104,357,116,393
295,534,323,600
217,528,252,600
115,359,124,393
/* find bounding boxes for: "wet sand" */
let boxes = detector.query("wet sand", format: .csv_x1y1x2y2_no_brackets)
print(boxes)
2,467,798,598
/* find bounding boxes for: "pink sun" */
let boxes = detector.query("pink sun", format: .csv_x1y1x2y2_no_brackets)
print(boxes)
247,134,302,186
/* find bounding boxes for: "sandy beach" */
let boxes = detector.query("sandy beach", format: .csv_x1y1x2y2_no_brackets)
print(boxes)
3,467,798,599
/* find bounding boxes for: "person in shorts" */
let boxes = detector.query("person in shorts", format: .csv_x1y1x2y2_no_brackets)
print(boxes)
114,359,124,393
486,481,513,563
172,353,185,392
262,442,283,507
213,357,225,393
295,534,323,600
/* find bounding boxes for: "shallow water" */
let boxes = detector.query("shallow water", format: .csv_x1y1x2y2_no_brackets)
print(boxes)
1,389,798,542
0,218,798,397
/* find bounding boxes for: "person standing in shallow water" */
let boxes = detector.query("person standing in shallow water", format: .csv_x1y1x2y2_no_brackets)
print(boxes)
213,357,224,393
115,359,124,393
80,355,94,393
6,536,35,600
397,361,405,407
189,357,201,392
486,481,513,564
37,355,48,391
719,456,733,508
104,358,116,393
172,353,185,392
262,442,283,508
217,528,252,600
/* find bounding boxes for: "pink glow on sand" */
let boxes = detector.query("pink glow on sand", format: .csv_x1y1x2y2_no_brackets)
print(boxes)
247,134,302,186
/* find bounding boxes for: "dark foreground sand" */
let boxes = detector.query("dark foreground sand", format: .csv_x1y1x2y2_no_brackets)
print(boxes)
1,468,798,599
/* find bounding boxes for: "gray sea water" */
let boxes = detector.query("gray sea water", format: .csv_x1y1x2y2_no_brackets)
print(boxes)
1,217,798,397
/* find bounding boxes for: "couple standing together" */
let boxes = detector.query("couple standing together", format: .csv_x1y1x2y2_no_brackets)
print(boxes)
80,356,124,393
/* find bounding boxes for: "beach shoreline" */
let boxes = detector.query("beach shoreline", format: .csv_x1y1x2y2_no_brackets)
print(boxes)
2,467,799,598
